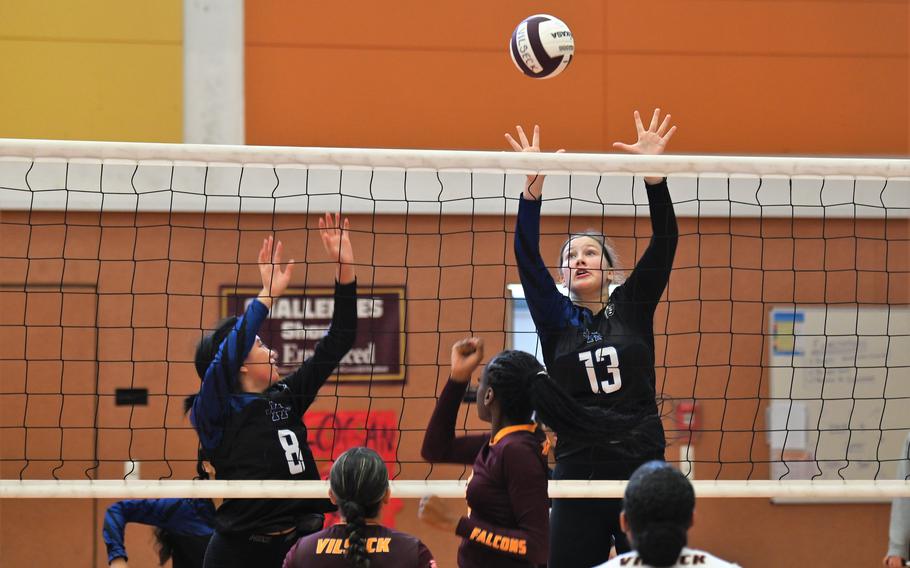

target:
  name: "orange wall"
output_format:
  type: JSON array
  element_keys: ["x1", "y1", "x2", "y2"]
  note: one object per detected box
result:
[
  {"x1": 1, "y1": 210, "x2": 905, "y2": 566},
  {"x1": 245, "y1": 1, "x2": 909, "y2": 155}
]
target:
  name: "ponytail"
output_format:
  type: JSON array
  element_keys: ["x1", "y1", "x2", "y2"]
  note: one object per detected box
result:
[
  {"x1": 339, "y1": 500, "x2": 370, "y2": 568},
  {"x1": 152, "y1": 528, "x2": 174, "y2": 566},
  {"x1": 484, "y1": 350, "x2": 652, "y2": 449},
  {"x1": 329, "y1": 447, "x2": 389, "y2": 568},
  {"x1": 528, "y1": 373, "x2": 647, "y2": 447}
]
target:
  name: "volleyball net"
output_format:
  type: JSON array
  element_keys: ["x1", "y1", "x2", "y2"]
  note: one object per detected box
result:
[{"x1": 0, "y1": 139, "x2": 908, "y2": 499}]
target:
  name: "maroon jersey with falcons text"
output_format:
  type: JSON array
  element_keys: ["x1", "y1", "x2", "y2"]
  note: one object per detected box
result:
[{"x1": 422, "y1": 379, "x2": 550, "y2": 568}]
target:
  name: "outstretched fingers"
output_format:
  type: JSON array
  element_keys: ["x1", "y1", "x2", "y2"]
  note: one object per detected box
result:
[
  {"x1": 517, "y1": 125, "x2": 530, "y2": 148},
  {"x1": 647, "y1": 108, "x2": 661, "y2": 132},
  {"x1": 259, "y1": 236, "x2": 273, "y2": 265},
  {"x1": 612, "y1": 142, "x2": 634, "y2": 152},
  {"x1": 656, "y1": 113, "x2": 673, "y2": 137},
  {"x1": 633, "y1": 110, "x2": 645, "y2": 135},
  {"x1": 504, "y1": 132, "x2": 523, "y2": 152}
]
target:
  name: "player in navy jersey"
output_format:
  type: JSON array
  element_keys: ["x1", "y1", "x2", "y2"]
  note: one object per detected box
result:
[
  {"x1": 419, "y1": 337, "x2": 639, "y2": 568},
  {"x1": 595, "y1": 461, "x2": 740, "y2": 568},
  {"x1": 283, "y1": 447, "x2": 436, "y2": 568},
  {"x1": 507, "y1": 110, "x2": 679, "y2": 567},
  {"x1": 104, "y1": 457, "x2": 216, "y2": 568},
  {"x1": 189, "y1": 213, "x2": 357, "y2": 568}
]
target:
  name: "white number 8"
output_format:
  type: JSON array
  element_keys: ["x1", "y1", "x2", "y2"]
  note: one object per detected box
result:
[
  {"x1": 578, "y1": 346, "x2": 622, "y2": 394},
  {"x1": 278, "y1": 429, "x2": 304, "y2": 474}
]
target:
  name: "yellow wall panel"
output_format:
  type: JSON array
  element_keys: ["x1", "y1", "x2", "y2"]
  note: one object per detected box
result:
[
  {"x1": 0, "y1": 1, "x2": 181, "y2": 142},
  {"x1": 0, "y1": 40, "x2": 181, "y2": 142},
  {"x1": 0, "y1": 0, "x2": 181, "y2": 42}
]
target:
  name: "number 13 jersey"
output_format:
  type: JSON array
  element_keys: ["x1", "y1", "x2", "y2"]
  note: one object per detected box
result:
[{"x1": 514, "y1": 180, "x2": 678, "y2": 464}]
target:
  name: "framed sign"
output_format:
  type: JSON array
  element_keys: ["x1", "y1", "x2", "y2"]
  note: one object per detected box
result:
[{"x1": 222, "y1": 286, "x2": 405, "y2": 382}]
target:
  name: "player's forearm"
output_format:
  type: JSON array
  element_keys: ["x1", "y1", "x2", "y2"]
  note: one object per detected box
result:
[
  {"x1": 311, "y1": 280, "x2": 358, "y2": 363},
  {"x1": 422, "y1": 380, "x2": 485, "y2": 463},
  {"x1": 337, "y1": 261, "x2": 355, "y2": 285},
  {"x1": 645, "y1": 178, "x2": 677, "y2": 239},
  {"x1": 522, "y1": 174, "x2": 544, "y2": 201}
]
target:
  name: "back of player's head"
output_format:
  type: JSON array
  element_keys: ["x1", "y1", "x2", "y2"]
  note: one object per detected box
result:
[
  {"x1": 483, "y1": 350, "x2": 544, "y2": 422},
  {"x1": 194, "y1": 316, "x2": 238, "y2": 379},
  {"x1": 330, "y1": 447, "x2": 389, "y2": 568},
  {"x1": 623, "y1": 461, "x2": 694, "y2": 567}
]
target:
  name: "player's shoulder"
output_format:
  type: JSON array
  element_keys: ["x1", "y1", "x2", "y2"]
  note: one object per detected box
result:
[{"x1": 497, "y1": 429, "x2": 548, "y2": 460}]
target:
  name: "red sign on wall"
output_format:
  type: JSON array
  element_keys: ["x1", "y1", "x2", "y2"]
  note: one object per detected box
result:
[
  {"x1": 222, "y1": 286, "x2": 405, "y2": 382},
  {"x1": 304, "y1": 410, "x2": 404, "y2": 527}
]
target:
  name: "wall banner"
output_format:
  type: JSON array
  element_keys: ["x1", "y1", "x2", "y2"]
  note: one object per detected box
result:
[{"x1": 222, "y1": 286, "x2": 405, "y2": 382}]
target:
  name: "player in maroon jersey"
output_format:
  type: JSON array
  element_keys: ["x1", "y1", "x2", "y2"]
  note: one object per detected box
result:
[
  {"x1": 283, "y1": 447, "x2": 435, "y2": 568},
  {"x1": 419, "y1": 337, "x2": 639, "y2": 568}
]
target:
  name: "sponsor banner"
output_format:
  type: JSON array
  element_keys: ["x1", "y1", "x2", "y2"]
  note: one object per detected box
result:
[{"x1": 222, "y1": 286, "x2": 405, "y2": 382}]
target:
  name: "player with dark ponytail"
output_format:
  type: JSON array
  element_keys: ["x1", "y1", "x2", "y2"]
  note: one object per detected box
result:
[
  {"x1": 419, "y1": 337, "x2": 640, "y2": 568},
  {"x1": 595, "y1": 461, "x2": 740, "y2": 568},
  {"x1": 283, "y1": 447, "x2": 436, "y2": 568},
  {"x1": 508, "y1": 111, "x2": 679, "y2": 567}
]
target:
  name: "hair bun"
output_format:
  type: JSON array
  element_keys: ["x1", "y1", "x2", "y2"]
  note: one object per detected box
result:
[
  {"x1": 340, "y1": 500, "x2": 364, "y2": 519},
  {"x1": 636, "y1": 522, "x2": 686, "y2": 568}
]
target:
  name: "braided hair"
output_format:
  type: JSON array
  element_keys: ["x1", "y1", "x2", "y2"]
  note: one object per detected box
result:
[
  {"x1": 623, "y1": 461, "x2": 694, "y2": 567},
  {"x1": 483, "y1": 350, "x2": 644, "y2": 445},
  {"x1": 330, "y1": 447, "x2": 389, "y2": 568}
]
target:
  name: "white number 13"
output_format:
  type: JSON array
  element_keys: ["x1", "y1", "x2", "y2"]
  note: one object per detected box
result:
[
  {"x1": 278, "y1": 429, "x2": 304, "y2": 474},
  {"x1": 578, "y1": 346, "x2": 622, "y2": 394}
]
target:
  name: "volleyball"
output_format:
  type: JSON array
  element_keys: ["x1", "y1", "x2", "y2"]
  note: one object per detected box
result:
[{"x1": 509, "y1": 14, "x2": 574, "y2": 79}]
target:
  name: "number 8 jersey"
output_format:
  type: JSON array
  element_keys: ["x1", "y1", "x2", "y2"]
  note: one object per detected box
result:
[
  {"x1": 191, "y1": 281, "x2": 357, "y2": 535},
  {"x1": 514, "y1": 180, "x2": 677, "y2": 464}
]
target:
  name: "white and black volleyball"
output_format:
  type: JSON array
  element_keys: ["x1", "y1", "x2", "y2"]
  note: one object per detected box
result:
[{"x1": 509, "y1": 14, "x2": 574, "y2": 79}]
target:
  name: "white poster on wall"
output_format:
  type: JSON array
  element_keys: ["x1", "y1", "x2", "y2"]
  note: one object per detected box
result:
[{"x1": 767, "y1": 306, "x2": 910, "y2": 482}]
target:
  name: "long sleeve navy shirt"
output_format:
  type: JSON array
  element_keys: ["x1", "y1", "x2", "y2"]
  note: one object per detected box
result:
[{"x1": 514, "y1": 180, "x2": 678, "y2": 464}]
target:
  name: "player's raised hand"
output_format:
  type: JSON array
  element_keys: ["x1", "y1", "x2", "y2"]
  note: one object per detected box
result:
[
  {"x1": 418, "y1": 494, "x2": 460, "y2": 532},
  {"x1": 319, "y1": 212, "x2": 355, "y2": 284},
  {"x1": 505, "y1": 124, "x2": 565, "y2": 201},
  {"x1": 613, "y1": 109, "x2": 676, "y2": 156},
  {"x1": 257, "y1": 236, "x2": 294, "y2": 308},
  {"x1": 450, "y1": 337, "x2": 484, "y2": 382},
  {"x1": 613, "y1": 109, "x2": 676, "y2": 186}
]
